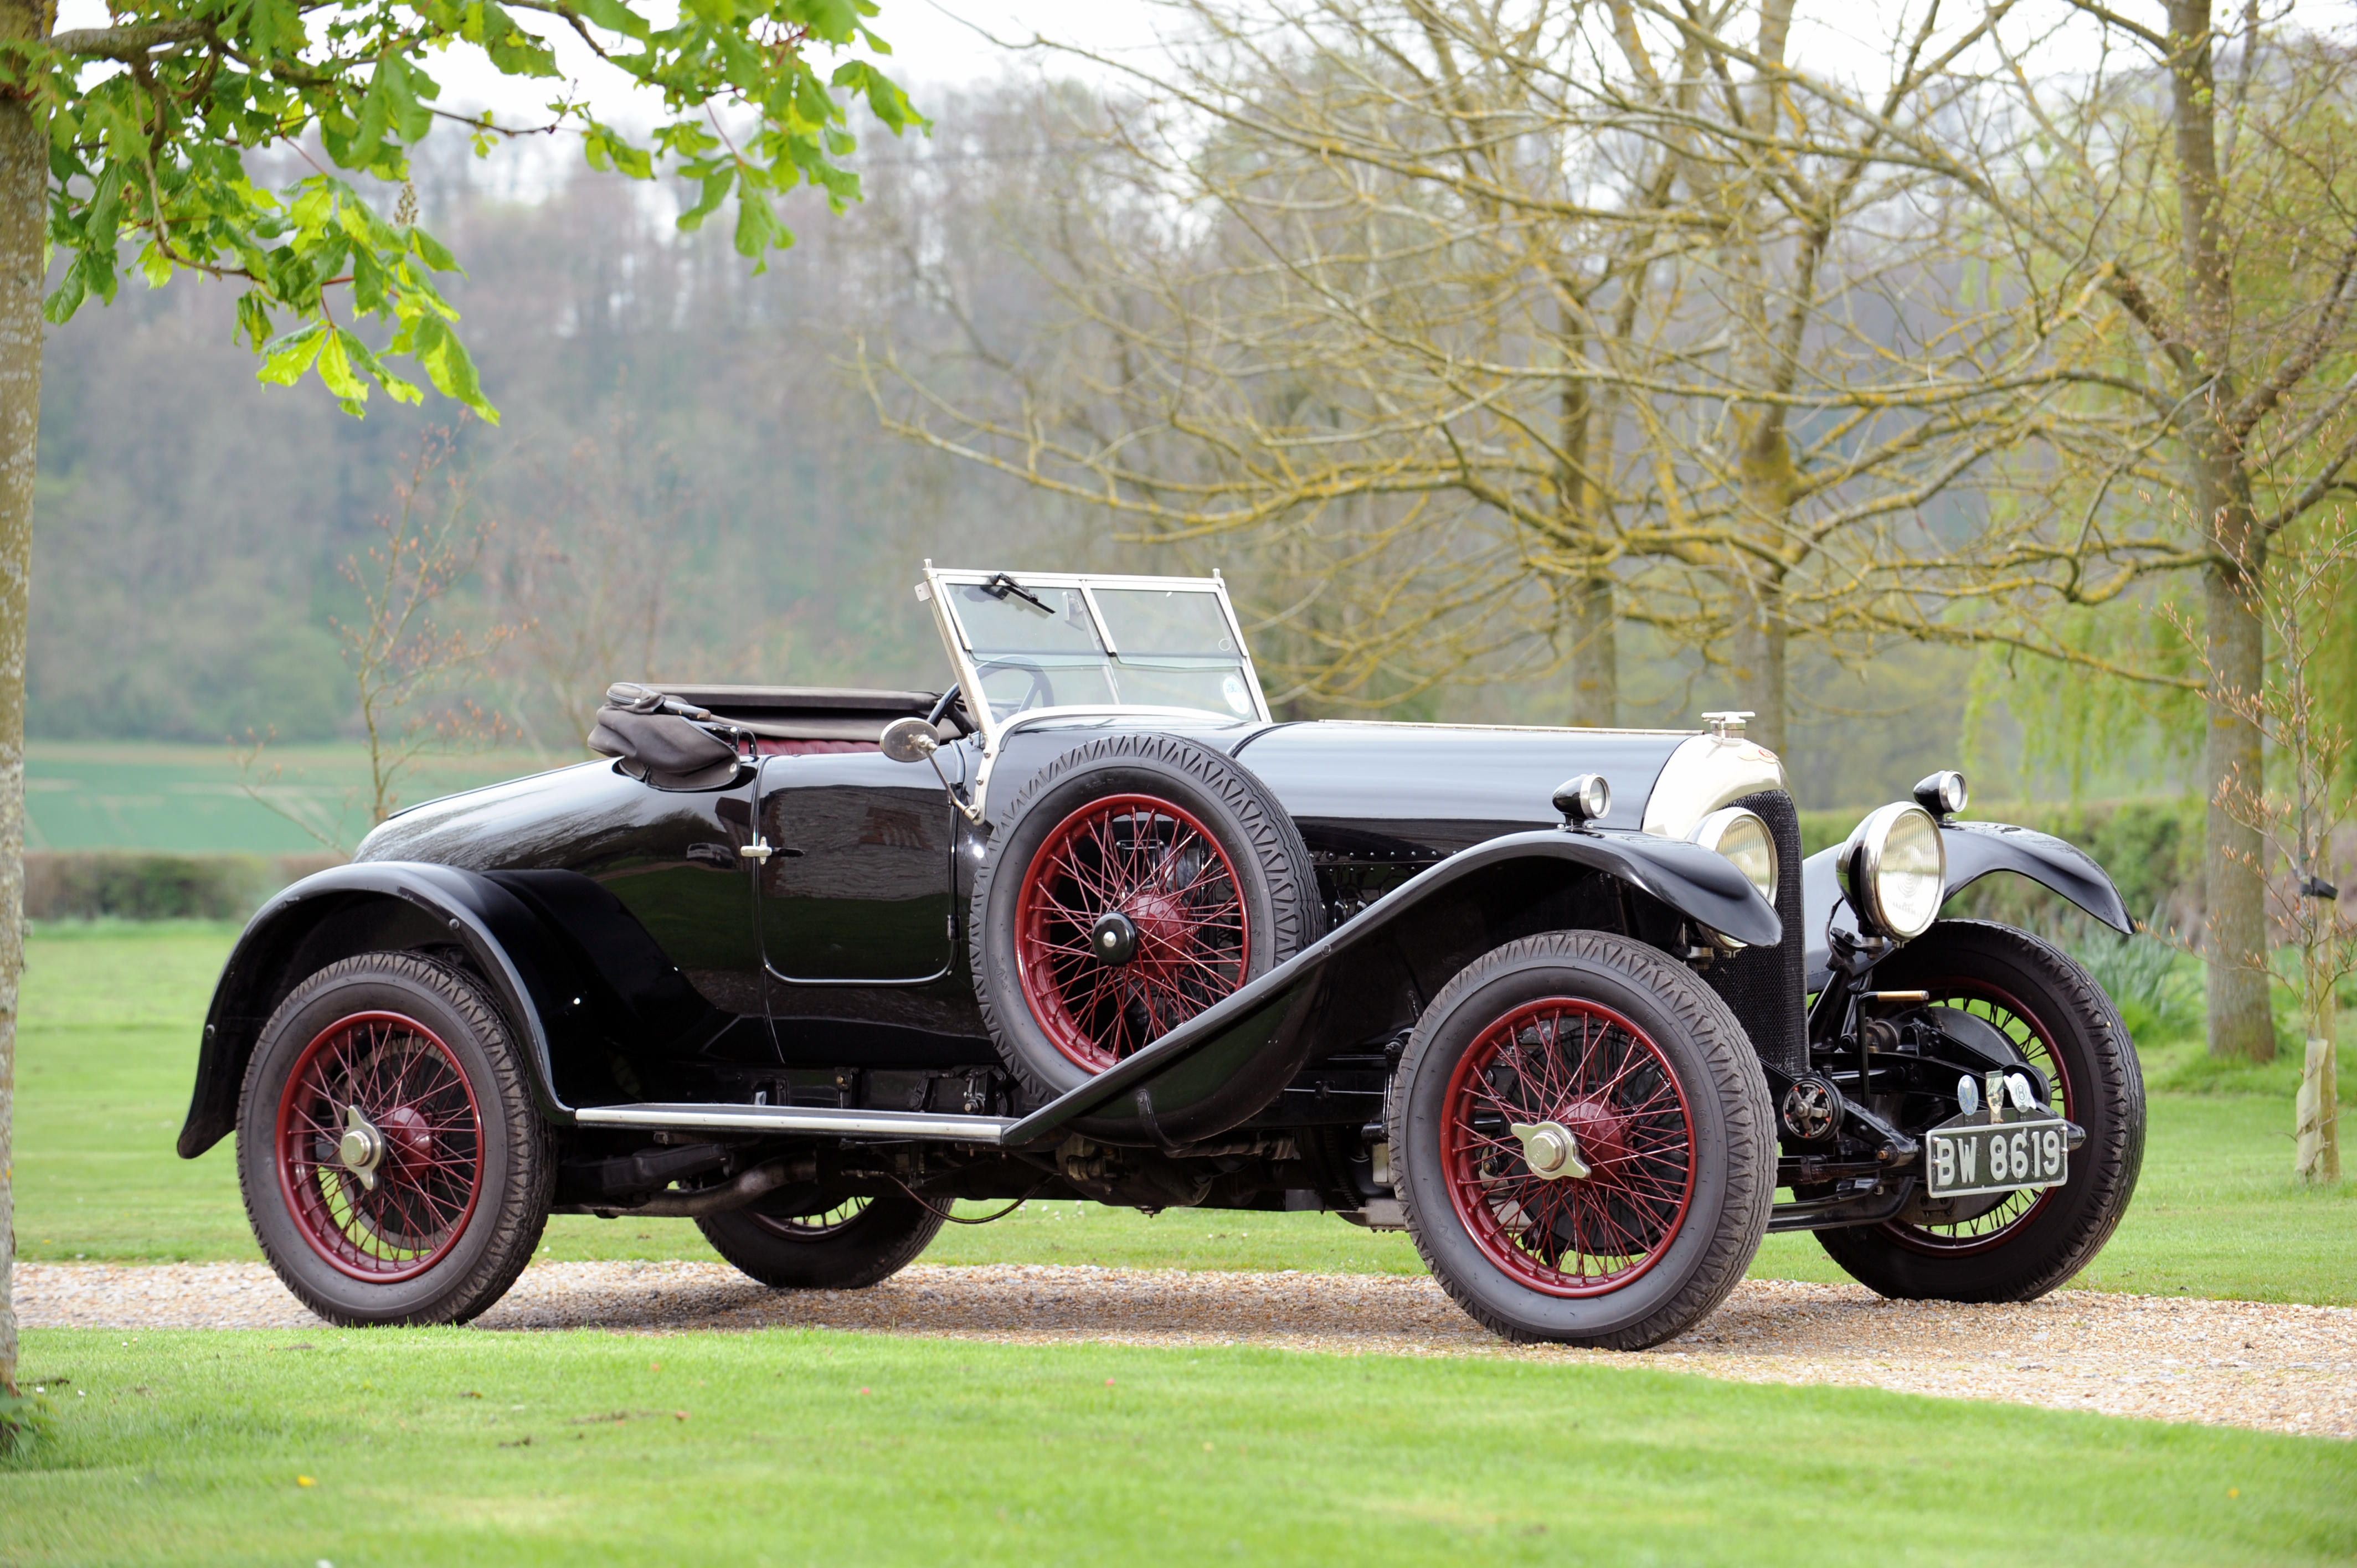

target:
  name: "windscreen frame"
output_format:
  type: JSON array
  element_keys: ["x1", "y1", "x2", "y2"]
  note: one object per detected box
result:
[{"x1": 917, "y1": 565, "x2": 1273, "y2": 745}]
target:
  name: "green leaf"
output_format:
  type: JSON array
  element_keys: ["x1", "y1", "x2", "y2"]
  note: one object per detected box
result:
[
  {"x1": 41, "y1": 271, "x2": 85, "y2": 326},
  {"x1": 585, "y1": 125, "x2": 653, "y2": 180},
  {"x1": 352, "y1": 61, "x2": 396, "y2": 162},
  {"x1": 732, "y1": 189, "x2": 781, "y2": 260},
  {"x1": 75, "y1": 246, "x2": 119, "y2": 308},
  {"x1": 408, "y1": 225, "x2": 460, "y2": 272},
  {"x1": 676, "y1": 169, "x2": 733, "y2": 231},
  {"x1": 316, "y1": 328, "x2": 370, "y2": 401},
  {"x1": 574, "y1": 0, "x2": 653, "y2": 41},
  {"x1": 351, "y1": 247, "x2": 388, "y2": 313},
  {"x1": 235, "y1": 293, "x2": 274, "y2": 352},
  {"x1": 258, "y1": 324, "x2": 328, "y2": 388},
  {"x1": 289, "y1": 182, "x2": 336, "y2": 239},
  {"x1": 411, "y1": 315, "x2": 499, "y2": 422}
]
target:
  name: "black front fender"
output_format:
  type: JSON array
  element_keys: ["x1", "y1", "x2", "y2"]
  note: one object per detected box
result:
[
  {"x1": 1010, "y1": 827, "x2": 1778, "y2": 1148},
  {"x1": 177, "y1": 862, "x2": 581, "y2": 1159},
  {"x1": 1941, "y1": 820, "x2": 2134, "y2": 932},
  {"x1": 1803, "y1": 819, "x2": 2133, "y2": 983}
]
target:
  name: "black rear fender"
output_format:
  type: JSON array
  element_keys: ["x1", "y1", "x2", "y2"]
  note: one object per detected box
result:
[
  {"x1": 1010, "y1": 828, "x2": 1779, "y2": 1148},
  {"x1": 177, "y1": 863, "x2": 584, "y2": 1159}
]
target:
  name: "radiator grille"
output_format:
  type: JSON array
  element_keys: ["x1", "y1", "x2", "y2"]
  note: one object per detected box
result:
[{"x1": 1701, "y1": 790, "x2": 1807, "y2": 1077}]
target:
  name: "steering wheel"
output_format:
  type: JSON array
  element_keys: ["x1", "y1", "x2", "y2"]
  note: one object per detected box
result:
[{"x1": 974, "y1": 658, "x2": 1056, "y2": 714}]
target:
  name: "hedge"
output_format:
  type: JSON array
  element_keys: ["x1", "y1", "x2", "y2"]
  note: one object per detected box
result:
[{"x1": 24, "y1": 852, "x2": 347, "y2": 922}]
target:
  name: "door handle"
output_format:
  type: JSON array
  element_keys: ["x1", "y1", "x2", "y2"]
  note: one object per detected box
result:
[{"x1": 739, "y1": 840, "x2": 774, "y2": 864}]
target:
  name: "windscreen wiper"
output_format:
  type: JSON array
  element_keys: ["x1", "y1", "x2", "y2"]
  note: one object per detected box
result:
[{"x1": 979, "y1": 571, "x2": 1052, "y2": 614}]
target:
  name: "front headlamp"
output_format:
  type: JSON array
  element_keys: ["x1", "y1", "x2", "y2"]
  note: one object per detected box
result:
[
  {"x1": 1692, "y1": 807, "x2": 1777, "y2": 906},
  {"x1": 1838, "y1": 802, "x2": 1947, "y2": 940}
]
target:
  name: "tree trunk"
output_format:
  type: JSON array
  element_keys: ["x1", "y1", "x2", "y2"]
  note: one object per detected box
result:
[
  {"x1": 2165, "y1": 0, "x2": 2274, "y2": 1061},
  {"x1": 1568, "y1": 571, "x2": 1616, "y2": 727},
  {"x1": 0, "y1": 0, "x2": 45, "y2": 1402},
  {"x1": 1555, "y1": 319, "x2": 1615, "y2": 729},
  {"x1": 2204, "y1": 551, "x2": 2274, "y2": 1060},
  {"x1": 1731, "y1": 586, "x2": 1787, "y2": 755},
  {"x1": 2293, "y1": 929, "x2": 2340, "y2": 1182}
]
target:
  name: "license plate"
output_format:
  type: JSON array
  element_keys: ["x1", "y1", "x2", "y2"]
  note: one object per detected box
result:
[{"x1": 1924, "y1": 1113, "x2": 2071, "y2": 1199}]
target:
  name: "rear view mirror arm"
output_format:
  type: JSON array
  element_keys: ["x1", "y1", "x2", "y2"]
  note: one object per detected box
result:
[{"x1": 880, "y1": 715, "x2": 985, "y2": 828}]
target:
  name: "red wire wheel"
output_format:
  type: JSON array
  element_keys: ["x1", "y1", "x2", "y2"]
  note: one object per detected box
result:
[
  {"x1": 1880, "y1": 977, "x2": 2073, "y2": 1256},
  {"x1": 1440, "y1": 997, "x2": 1697, "y2": 1297},
  {"x1": 1013, "y1": 793, "x2": 1250, "y2": 1071},
  {"x1": 274, "y1": 1010, "x2": 485, "y2": 1283}
]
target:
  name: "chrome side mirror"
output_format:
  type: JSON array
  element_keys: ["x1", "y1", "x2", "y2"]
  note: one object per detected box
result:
[
  {"x1": 880, "y1": 716, "x2": 940, "y2": 765},
  {"x1": 881, "y1": 715, "x2": 984, "y2": 828}
]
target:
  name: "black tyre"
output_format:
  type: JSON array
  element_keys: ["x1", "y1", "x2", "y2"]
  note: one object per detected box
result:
[
  {"x1": 236, "y1": 953, "x2": 553, "y2": 1327},
  {"x1": 697, "y1": 1189, "x2": 946, "y2": 1290},
  {"x1": 1390, "y1": 931, "x2": 1776, "y2": 1348},
  {"x1": 1815, "y1": 920, "x2": 2145, "y2": 1302},
  {"x1": 970, "y1": 733, "x2": 1323, "y2": 1100}
]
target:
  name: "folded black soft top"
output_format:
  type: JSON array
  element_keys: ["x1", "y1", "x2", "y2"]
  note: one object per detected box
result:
[{"x1": 647, "y1": 684, "x2": 939, "y2": 716}]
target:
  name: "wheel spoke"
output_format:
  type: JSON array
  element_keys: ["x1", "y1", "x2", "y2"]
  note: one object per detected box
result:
[
  {"x1": 1885, "y1": 980, "x2": 2068, "y2": 1253},
  {"x1": 276, "y1": 1009, "x2": 483, "y2": 1281},
  {"x1": 1016, "y1": 793, "x2": 1255, "y2": 1072},
  {"x1": 1442, "y1": 994, "x2": 1695, "y2": 1297}
]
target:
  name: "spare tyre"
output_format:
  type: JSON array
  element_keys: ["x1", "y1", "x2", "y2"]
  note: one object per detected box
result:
[{"x1": 970, "y1": 733, "x2": 1323, "y2": 1100}]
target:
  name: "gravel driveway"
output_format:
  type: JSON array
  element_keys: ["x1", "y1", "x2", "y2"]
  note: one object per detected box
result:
[{"x1": 19, "y1": 1261, "x2": 2352, "y2": 1440}]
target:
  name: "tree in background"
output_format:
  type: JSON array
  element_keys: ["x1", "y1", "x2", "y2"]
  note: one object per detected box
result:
[
  {"x1": 2195, "y1": 515, "x2": 2353, "y2": 1182},
  {"x1": 495, "y1": 406, "x2": 691, "y2": 754},
  {"x1": 1852, "y1": 2, "x2": 2357, "y2": 1060},
  {"x1": 242, "y1": 425, "x2": 512, "y2": 843},
  {"x1": 0, "y1": 0, "x2": 915, "y2": 1429},
  {"x1": 869, "y1": 0, "x2": 2061, "y2": 745}
]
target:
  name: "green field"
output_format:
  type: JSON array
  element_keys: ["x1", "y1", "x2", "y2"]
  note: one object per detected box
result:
[
  {"x1": 23, "y1": 741, "x2": 558, "y2": 855},
  {"x1": 6, "y1": 1328, "x2": 2353, "y2": 1566},
  {"x1": 14, "y1": 922, "x2": 2355, "y2": 1299}
]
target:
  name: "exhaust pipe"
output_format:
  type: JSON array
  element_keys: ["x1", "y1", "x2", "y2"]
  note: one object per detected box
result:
[{"x1": 584, "y1": 1155, "x2": 817, "y2": 1220}]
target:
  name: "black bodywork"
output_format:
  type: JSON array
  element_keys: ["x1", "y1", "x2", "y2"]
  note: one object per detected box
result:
[{"x1": 181, "y1": 683, "x2": 2130, "y2": 1229}]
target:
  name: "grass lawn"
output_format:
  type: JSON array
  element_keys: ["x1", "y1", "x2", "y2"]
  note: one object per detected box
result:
[
  {"x1": 5, "y1": 1328, "x2": 2354, "y2": 1567},
  {"x1": 15, "y1": 922, "x2": 2356, "y2": 1302}
]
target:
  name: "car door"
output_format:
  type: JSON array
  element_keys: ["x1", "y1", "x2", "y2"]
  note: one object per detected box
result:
[{"x1": 755, "y1": 749, "x2": 958, "y2": 982}]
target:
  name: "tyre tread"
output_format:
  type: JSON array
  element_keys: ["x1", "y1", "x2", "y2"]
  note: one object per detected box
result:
[
  {"x1": 237, "y1": 951, "x2": 554, "y2": 1327},
  {"x1": 1814, "y1": 919, "x2": 2146, "y2": 1303},
  {"x1": 1391, "y1": 929, "x2": 1775, "y2": 1349},
  {"x1": 697, "y1": 1191, "x2": 948, "y2": 1290}
]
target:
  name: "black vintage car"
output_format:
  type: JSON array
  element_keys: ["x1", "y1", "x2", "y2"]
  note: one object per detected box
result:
[{"x1": 179, "y1": 567, "x2": 2144, "y2": 1347}]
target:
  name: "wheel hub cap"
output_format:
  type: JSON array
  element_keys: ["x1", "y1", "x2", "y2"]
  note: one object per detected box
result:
[
  {"x1": 1089, "y1": 911, "x2": 1140, "y2": 966},
  {"x1": 1507, "y1": 1120, "x2": 1592, "y2": 1181},
  {"x1": 375, "y1": 1103, "x2": 436, "y2": 1169},
  {"x1": 337, "y1": 1105, "x2": 386, "y2": 1193}
]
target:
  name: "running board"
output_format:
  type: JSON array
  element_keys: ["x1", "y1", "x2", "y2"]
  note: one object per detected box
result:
[{"x1": 573, "y1": 1103, "x2": 1018, "y2": 1143}]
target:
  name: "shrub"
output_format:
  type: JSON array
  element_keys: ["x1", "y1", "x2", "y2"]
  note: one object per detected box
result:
[
  {"x1": 23, "y1": 852, "x2": 344, "y2": 922},
  {"x1": 2065, "y1": 920, "x2": 2202, "y2": 1046},
  {"x1": 0, "y1": 1386, "x2": 56, "y2": 1457}
]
